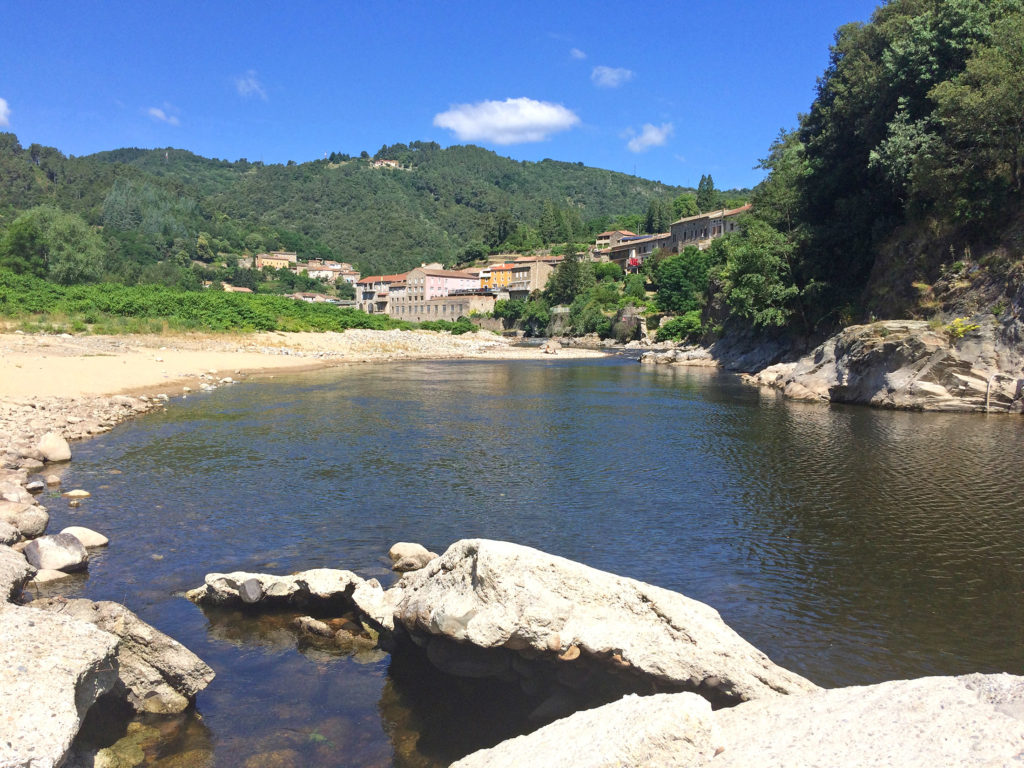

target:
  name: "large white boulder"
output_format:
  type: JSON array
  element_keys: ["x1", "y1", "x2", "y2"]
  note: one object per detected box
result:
[
  {"x1": 31, "y1": 598, "x2": 216, "y2": 714},
  {"x1": 456, "y1": 673, "x2": 1024, "y2": 768},
  {"x1": 61, "y1": 525, "x2": 109, "y2": 547},
  {"x1": 36, "y1": 431, "x2": 72, "y2": 462},
  {"x1": 22, "y1": 532, "x2": 89, "y2": 572},
  {"x1": 388, "y1": 539, "x2": 818, "y2": 703},
  {"x1": 0, "y1": 608, "x2": 119, "y2": 768}
]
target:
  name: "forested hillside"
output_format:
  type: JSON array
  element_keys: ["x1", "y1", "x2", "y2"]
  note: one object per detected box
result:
[
  {"x1": 0, "y1": 134, "x2": 726, "y2": 280},
  {"x1": 641, "y1": 0, "x2": 1024, "y2": 342}
]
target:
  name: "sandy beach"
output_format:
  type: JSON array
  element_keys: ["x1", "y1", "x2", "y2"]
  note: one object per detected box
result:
[{"x1": 0, "y1": 329, "x2": 609, "y2": 400}]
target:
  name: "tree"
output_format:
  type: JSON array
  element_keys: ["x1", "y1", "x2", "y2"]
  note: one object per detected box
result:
[
  {"x1": 0, "y1": 205, "x2": 104, "y2": 284},
  {"x1": 672, "y1": 193, "x2": 699, "y2": 220},
  {"x1": 696, "y1": 175, "x2": 718, "y2": 212},
  {"x1": 643, "y1": 198, "x2": 671, "y2": 233},
  {"x1": 753, "y1": 130, "x2": 810, "y2": 234},
  {"x1": 544, "y1": 252, "x2": 595, "y2": 305},
  {"x1": 655, "y1": 246, "x2": 711, "y2": 314},
  {"x1": 715, "y1": 220, "x2": 800, "y2": 328}
]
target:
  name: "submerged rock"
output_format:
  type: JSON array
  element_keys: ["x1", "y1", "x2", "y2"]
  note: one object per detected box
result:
[
  {"x1": 32, "y1": 598, "x2": 216, "y2": 714},
  {"x1": 378, "y1": 539, "x2": 818, "y2": 705},
  {"x1": 388, "y1": 541, "x2": 438, "y2": 572},
  {"x1": 0, "y1": 607, "x2": 119, "y2": 768},
  {"x1": 455, "y1": 673, "x2": 1024, "y2": 768}
]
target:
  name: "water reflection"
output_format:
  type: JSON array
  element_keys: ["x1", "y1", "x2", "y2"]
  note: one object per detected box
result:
[{"x1": 44, "y1": 357, "x2": 1024, "y2": 766}]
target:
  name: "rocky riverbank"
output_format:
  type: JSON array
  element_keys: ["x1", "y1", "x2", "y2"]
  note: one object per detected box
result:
[
  {"x1": 641, "y1": 316, "x2": 1024, "y2": 413},
  {"x1": 184, "y1": 538, "x2": 1024, "y2": 768}
]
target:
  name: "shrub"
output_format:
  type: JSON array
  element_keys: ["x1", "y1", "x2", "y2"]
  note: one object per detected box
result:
[{"x1": 656, "y1": 310, "x2": 703, "y2": 342}]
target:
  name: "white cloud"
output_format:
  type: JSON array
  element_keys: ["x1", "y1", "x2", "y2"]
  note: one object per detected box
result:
[
  {"x1": 235, "y1": 70, "x2": 267, "y2": 100},
  {"x1": 147, "y1": 105, "x2": 180, "y2": 126},
  {"x1": 0, "y1": 98, "x2": 10, "y2": 127},
  {"x1": 570, "y1": 48, "x2": 586, "y2": 60},
  {"x1": 591, "y1": 65, "x2": 634, "y2": 88},
  {"x1": 627, "y1": 122, "x2": 674, "y2": 153},
  {"x1": 433, "y1": 97, "x2": 580, "y2": 144}
]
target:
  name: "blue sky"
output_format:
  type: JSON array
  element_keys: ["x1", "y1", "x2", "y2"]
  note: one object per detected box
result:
[{"x1": 1, "y1": 0, "x2": 880, "y2": 190}]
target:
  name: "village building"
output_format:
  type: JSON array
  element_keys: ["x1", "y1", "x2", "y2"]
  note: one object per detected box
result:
[
  {"x1": 391, "y1": 291, "x2": 496, "y2": 323},
  {"x1": 356, "y1": 273, "x2": 407, "y2": 314},
  {"x1": 505, "y1": 257, "x2": 555, "y2": 299},
  {"x1": 388, "y1": 266, "x2": 486, "y2": 321},
  {"x1": 605, "y1": 233, "x2": 673, "y2": 273},
  {"x1": 668, "y1": 204, "x2": 752, "y2": 252},
  {"x1": 483, "y1": 263, "x2": 516, "y2": 291},
  {"x1": 595, "y1": 230, "x2": 636, "y2": 249},
  {"x1": 255, "y1": 251, "x2": 298, "y2": 270}
]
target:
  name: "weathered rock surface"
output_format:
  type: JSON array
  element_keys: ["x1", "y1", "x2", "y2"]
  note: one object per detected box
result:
[
  {"x1": 381, "y1": 539, "x2": 818, "y2": 704},
  {"x1": 32, "y1": 598, "x2": 216, "y2": 714},
  {"x1": 745, "y1": 319, "x2": 1024, "y2": 412},
  {"x1": 23, "y1": 532, "x2": 89, "y2": 572},
  {"x1": 0, "y1": 520, "x2": 20, "y2": 546},
  {"x1": 0, "y1": 499, "x2": 49, "y2": 538},
  {"x1": 186, "y1": 568, "x2": 363, "y2": 609},
  {"x1": 453, "y1": 692, "x2": 715, "y2": 768},
  {"x1": 37, "y1": 431, "x2": 72, "y2": 462},
  {"x1": 0, "y1": 544, "x2": 34, "y2": 601},
  {"x1": 456, "y1": 673, "x2": 1024, "y2": 767},
  {"x1": 61, "y1": 525, "x2": 110, "y2": 547},
  {"x1": 0, "y1": 607, "x2": 120, "y2": 768}
]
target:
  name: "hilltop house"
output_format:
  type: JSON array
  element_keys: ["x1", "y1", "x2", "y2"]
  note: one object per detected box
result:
[{"x1": 595, "y1": 230, "x2": 636, "y2": 249}]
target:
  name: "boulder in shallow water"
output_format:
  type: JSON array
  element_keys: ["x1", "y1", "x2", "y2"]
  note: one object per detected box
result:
[
  {"x1": 388, "y1": 539, "x2": 818, "y2": 704},
  {"x1": 23, "y1": 532, "x2": 89, "y2": 572},
  {"x1": 186, "y1": 568, "x2": 364, "y2": 609},
  {"x1": 61, "y1": 525, "x2": 109, "y2": 547},
  {"x1": 32, "y1": 597, "x2": 216, "y2": 714}
]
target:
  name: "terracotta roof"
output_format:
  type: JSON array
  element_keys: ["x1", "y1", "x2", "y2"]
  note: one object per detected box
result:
[
  {"x1": 670, "y1": 204, "x2": 752, "y2": 226},
  {"x1": 419, "y1": 269, "x2": 478, "y2": 279},
  {"x1": 597, "y1": 230, "x2": 636, "y2": 237}
]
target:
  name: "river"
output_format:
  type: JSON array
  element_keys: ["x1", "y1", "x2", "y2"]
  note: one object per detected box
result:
[{"x1": 39, "y1": 357, "x2": 1024, "y2": 767}]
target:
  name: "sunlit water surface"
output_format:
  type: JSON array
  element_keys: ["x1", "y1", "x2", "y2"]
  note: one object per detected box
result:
[{"x1": 39, "y1": 357, "x2": 1024, "y2": 767}]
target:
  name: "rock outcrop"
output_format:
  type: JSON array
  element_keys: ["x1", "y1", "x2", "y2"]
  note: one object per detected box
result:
[
  {"x1": 362, "y1": 539, "x2": 818, "y2": 707},
  {"x1": 745, "y1": 319, "x2": 1024, "y2": 412},
  {"x1": 186, "y1": 568, "x2": 364, "y2": 610},
  {"x1": 0, "y1": 544, "x2": 34, "y2": 601},
  {"x1": 0, "y1": 499, "x2": 49, "y2": 538},
  {"x1": 32, "y1": 598, "x2": 216, "y2": 714},
  {"x1": 388, "y1": 541, "x2": 438, "y2": 572},
  {"x1": 0, "y1": 607, "x2": 120, "y2": 768},
  {"x1": 454, "y1": 673, "x2": 1024, "y2": 768}
]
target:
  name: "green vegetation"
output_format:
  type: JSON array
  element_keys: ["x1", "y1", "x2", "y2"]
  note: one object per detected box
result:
[{"x1": 0, "y1": 268, "x2": 406, "y2": 333}]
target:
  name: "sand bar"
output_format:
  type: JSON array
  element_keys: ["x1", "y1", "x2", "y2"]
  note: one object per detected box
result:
[{"x1": 0, "y1": 330, "x2": 608, "y2": 400}]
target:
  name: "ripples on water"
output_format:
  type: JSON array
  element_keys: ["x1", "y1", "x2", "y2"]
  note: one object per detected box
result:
[{"x1": 40, "y1": 358, "x2": 1024, "y2": 767}]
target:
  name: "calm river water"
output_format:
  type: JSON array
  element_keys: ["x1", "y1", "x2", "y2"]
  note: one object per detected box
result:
[{"x1": 39, "y1": 357, "x2": 1024, "y2": 767}]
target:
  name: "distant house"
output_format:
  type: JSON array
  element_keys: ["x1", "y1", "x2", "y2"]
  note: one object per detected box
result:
[
  {"x1": 668, "y1": 204, "x2": 751, "y2": 252},
  {"x1": 222, "y1": 284, "x2": 253, "y2": 293},
  {"x1": 605, "y1": 233, "x2": 672, "y2": 273},
  {"x1": 371, "y1": 158, "x2": 401, "y2": 169},
  {"x1": 355, "y1": 273, "x2": 407, "y2": 314},
  {"x1": 595, "y1": 230, "x2": 636, "y2": 249},
  {"x1": 255, "y1": 251, "x2": 298, "y2": 270}
]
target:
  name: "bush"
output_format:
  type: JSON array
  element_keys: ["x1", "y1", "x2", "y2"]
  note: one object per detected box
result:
[{"x1": 656, "y1": 310, "x2": 703, "y2": 342}]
